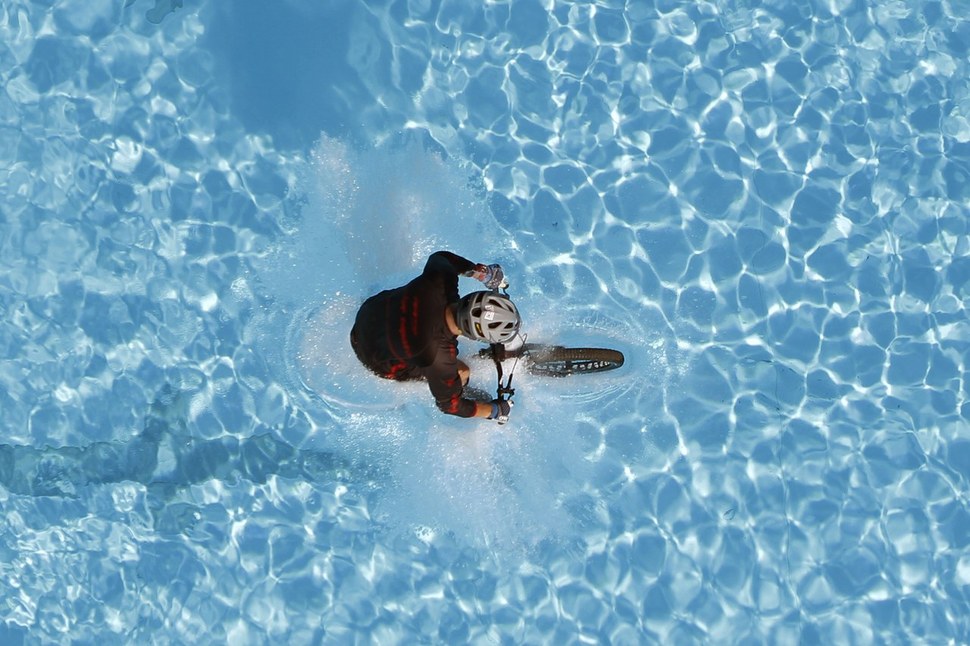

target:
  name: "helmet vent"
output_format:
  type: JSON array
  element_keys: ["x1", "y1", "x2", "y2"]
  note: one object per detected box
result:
[{"x1": 458, "y1": 291, "x2": 521, "y2": 344}]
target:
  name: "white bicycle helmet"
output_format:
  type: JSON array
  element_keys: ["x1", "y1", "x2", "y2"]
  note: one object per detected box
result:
[{"x1": 456, "y1": 291, "x2": 521, "y2": 344}]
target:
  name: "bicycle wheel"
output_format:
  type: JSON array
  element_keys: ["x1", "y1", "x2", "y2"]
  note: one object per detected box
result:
[{"x1": 527, "y1": 346, "x2": 625, "y2": 377}]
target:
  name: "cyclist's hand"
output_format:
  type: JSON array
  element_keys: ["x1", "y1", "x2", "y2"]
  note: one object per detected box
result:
[
  {"x1": 469, "y1": 264, "x2": 488, "y2": 282},
  {"x1": 481, "y1": 263, "x2": 506, "y2": 290},
  {"x1": 489, "y1": 398, "x2": 512, "y2": 422}
]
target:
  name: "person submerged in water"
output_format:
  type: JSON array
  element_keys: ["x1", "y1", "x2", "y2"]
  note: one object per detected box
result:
[{"x1": 350, "y1": 251, "x2": 520, "y2": 421}]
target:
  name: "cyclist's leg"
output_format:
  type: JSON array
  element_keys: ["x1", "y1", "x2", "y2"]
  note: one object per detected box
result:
[{"x1": 456, "y1": 359, "x2": 470, "y2": 387}]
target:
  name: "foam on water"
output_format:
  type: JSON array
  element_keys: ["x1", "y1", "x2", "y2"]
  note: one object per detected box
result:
[{"x1": 253, "y1": 136, "x2": 676, "y2": 554}]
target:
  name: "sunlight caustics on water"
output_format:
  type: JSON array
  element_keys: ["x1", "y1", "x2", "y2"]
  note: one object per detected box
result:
[{"x1": 1, "y1": 0, "x2": 969, "y2": 643}]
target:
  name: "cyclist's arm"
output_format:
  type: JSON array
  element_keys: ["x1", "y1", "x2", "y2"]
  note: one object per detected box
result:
[
  {"x1": 424, "y1": 251, "x2": 476, "y2": 275},
  {"x1": 471, "y1": 401, "x2": 496, "y2": 418},
  {"x1": 427, "y1": 372, "x2": 477, "y2": 418},
  {"x1": 431, "y1": 388, "x2": 493, "y2": 419},
  {"x1": 425, "y1": 251, "x2": 489, "y2": 282},
  {"x1": 422, "y1": 251, "x2": 489, "y2": 308},
  {"x1": 425, "y1": 341, "x2": 492, "y2": 418}
]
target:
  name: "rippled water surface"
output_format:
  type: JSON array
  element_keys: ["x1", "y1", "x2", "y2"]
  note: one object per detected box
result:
[{"x1": 2, "y1": 0, "x2": 970, "y2": 643}]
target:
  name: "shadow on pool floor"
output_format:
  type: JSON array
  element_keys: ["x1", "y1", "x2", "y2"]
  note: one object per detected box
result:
[{"x1": 0, "y1": 384, "x2": 354, "y2": 529}]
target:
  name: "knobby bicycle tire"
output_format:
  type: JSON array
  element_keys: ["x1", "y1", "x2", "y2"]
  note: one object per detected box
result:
[{"x1": 526, "y1": 346, "x2": 624, "y2": 377}]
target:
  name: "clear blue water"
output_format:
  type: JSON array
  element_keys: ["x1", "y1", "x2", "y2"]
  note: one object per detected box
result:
[{"x1": 2, "y1": 0, "x2": 969, "y2": 643}]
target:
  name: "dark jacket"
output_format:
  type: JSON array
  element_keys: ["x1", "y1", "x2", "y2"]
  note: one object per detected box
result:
[{"x1": 350, "y1": 251, "x2": 478, "y2": 417}]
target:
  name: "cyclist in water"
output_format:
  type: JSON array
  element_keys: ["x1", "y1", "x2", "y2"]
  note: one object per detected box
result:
[{"x1": 350, "y1": 251, "x2": 520, "y2": 421}]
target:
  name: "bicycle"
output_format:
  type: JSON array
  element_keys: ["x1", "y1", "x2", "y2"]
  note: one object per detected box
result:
[{"x1": 476, "y1": 285, "x2": 625, "y2": 423}]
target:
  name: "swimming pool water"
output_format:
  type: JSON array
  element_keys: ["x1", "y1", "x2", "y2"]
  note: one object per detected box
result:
[{"x1": 2, "y1": 0, "x2": 969, "y2": 643}]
